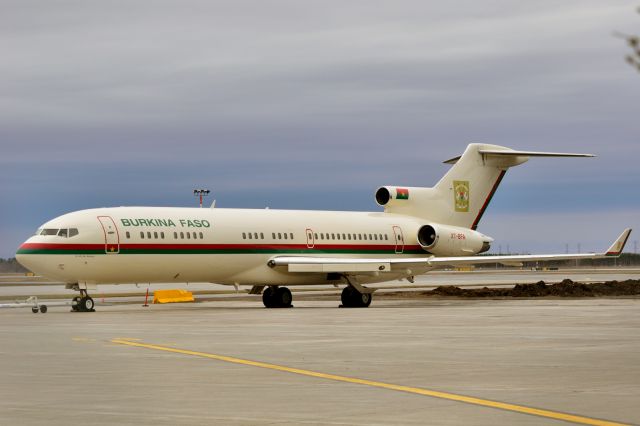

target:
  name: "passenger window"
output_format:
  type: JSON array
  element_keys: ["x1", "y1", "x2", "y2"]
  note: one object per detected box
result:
[
  {"x1": 385, "y1": 234, "x2": 389, "y2": 240},
  {"x1": 126, "y1": 231, "x2": 130, "y2": 239},
  {"x1": 199, "y1": 232, "x2": 203, "y2": 239},
  {"x1": 283, "y1": 233, "x2": 288, "y2": 240},
  {"x1": 140, "y1": 232, "x2": 145, "y2": 239},
  {"x1": 187, "y1": 232, "x2": 191, "y2": 239},
  {"x1": 248, "y1": 233, "x2": 252, "y2": 239},
  {"x1": 374, "y1": 234, "x2": 378, "y2": 240},
  {"x1": 174, "y1": 232, "x2": 178, "y2": 239},
  {"x1": 260, "y1": 233, "x2": 264, "y2": 239},
  {"x1": 254, "y1": 233, "x2": 258, "y2": 239},
  {"x1": 278, "y1": 233, "x2": 282, "y2": 239},
  {"x1": 314, "y1": 233, "x2": 318, "y2": 239},
  {"x1": 154, "y1": 232, "x2": 158, "y2": 239},
  {"x1": 193, "y1": 232, "x2": 197, "y2": 239},
  {"x1": 58, "y1": 229, "x2": 68, "y2": 238},
  {"x1": 369, "y1": 234, "x2": 372, "y2": 240},
  {"x1": 358, "y1": 234, "x2": 362, "y2": 240},
  {"x1": 180, "y1": 232, "x2": 184, "y2": 239},
  {"x1": 242, "y1": 232, "x2": 246, "y2": 239},
  {"x1": 147, "y1": 232, "x2": 152, "y2": 239},
  {"x1": 69, "y1": 228, "x2": 79, "y2": 237},
  {"x1": 363, "y1": 234, "x2": 367, "y2": 240},
  {"x1": 272, "y1": 232, "x2": 276, "y2": 239},
  {"x1": 331, "y1": 233, "x2": 335, "y2": 239},
  {"x1": 161, "y1": 232, "x2": 165, "y2": 239},
  {"x1": 337, "y1": 234, "x2": 341, "y2": 240},
  {"x1": 290, "y1": 233, "x2": 293, "y2": 239},
  {"x1": 348, "y1": 234, "x2": 351, "y2": 240}
]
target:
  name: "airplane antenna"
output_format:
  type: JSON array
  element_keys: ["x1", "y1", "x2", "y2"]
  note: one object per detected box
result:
[{"x1": 193, "y1": 189, "x2": 210, "y2": 208}]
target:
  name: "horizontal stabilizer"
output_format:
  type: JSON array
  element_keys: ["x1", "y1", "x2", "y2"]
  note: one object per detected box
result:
[{"x1": 478, "y1": 149, "x2": 595, "y2": 158}]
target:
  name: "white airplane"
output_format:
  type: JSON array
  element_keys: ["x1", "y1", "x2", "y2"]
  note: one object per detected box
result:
[{"x1": 16, "y1": 144, "x2": 632, "y2": 312}]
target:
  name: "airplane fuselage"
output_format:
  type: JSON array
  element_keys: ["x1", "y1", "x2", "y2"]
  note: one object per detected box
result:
[{"x1": 17, "y1": 206, "x2": 436, "y2": 286}]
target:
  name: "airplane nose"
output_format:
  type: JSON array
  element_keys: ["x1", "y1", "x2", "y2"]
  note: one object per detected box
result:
[{"x1": 15, "y1": 241, "x2": 35, "y2": 271}]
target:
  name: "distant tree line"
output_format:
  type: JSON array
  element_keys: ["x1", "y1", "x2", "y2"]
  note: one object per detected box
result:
[
  {"x1": 0, "y1": 258, "x2": 29, "y2": 273},
  {"x1": 475, "y1": 253, "x2": 640, "y2": 269}
]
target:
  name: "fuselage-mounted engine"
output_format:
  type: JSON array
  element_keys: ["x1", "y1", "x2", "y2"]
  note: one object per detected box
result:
[{"x1": 417, "y1": 224, "x2": 493, "y2": 257}]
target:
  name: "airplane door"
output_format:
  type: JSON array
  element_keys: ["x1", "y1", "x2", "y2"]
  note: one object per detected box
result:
[
  {"x1": 306, "y1": 228, "x2": 315, "y2": 249},
  {"x1": 392, "y1": 226, "x2": 404, "y2": 254},
  {"x1": 98, "y1": 216, "x2": 120, "y2": 254}
]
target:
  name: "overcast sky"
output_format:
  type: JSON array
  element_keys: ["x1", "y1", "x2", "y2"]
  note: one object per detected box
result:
[{"x1": 1, "y1": 0, "x2": 639, "y2": 257}]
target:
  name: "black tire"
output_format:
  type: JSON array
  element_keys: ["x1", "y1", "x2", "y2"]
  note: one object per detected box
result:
[
  {"x1": 262, "y1": 287, "x2": 276, "y2": 308},
  {"x1": 72, "y1": 296, "x2": 80, "y2": 312},
  {"x1": 39, "y1": 305, "x2": 48, "y2": 313},
  {"x1": 31, "y1": 307, "x2": 39, "y2": 314},
  {"x1": 80, "y1": 297, "x2": 94, "y2": 312},
  {"x1": 341, "y1": 286, "x2": 356, "y2": 307},
  {"x1": 341, "y1": 286, "x2": 371, "y2": 308},
  {"x1": 275, "y1": 287, "x2": 292, "y2": 308}
]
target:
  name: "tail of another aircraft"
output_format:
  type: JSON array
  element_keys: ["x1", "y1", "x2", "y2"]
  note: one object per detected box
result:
[{"x1": 375, "y1": 143, "x2": 593, "y2": 229}]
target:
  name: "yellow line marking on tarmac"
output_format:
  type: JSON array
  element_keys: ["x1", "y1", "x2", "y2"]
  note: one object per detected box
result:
[
  {"x1": 111, "y1": 339, "x2": 629, "y2": 426},
  {"x1": 72, "y1": 337, "x2": 95, "y2": 343}
]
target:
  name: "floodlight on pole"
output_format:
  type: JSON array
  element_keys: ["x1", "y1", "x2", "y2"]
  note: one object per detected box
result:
[{"x1": 193, "y1": 189, "x2": 210, "y2": 208}]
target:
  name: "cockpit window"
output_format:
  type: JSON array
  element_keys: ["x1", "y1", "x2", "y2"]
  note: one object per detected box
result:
[{"x1": 38, "y1": 228, "x2": 79, "y2": 238}]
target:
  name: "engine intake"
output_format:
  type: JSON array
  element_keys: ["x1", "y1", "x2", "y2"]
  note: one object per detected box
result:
[
  {"x1": 375, "y1": 187, "x2": 391, "y2": 206},
  {"x1": 417, "y1": 225, "x2": 437, "y2": 248}
]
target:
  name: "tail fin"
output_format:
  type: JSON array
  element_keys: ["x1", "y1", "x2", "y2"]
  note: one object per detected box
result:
[{"x1": 378, "y1": 143, "x2": 593, "y2": 229}]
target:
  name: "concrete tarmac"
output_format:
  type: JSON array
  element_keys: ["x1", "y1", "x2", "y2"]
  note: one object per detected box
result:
[{"x1": 0, "y1": 297, "x2": 638, "y2": 425}]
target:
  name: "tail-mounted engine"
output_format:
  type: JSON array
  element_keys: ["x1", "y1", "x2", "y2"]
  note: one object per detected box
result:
[{"x1": 417, "y1": 224, "x2": 492, "y2": 256}]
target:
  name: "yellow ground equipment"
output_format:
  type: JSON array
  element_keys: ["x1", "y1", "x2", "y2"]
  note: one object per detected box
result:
[{"x1": 153, "y1": 289, "x2": 194, "y2": 304}]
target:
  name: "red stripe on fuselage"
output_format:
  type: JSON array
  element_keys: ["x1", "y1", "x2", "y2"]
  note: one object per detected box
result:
[{"x1": 18, "y1": 242, "x2": 420, "y2": 252}]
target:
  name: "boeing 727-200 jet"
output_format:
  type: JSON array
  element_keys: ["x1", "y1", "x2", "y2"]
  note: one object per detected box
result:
[{"x1": 16, "y1": 144, "x2": 632, "y2": 311}]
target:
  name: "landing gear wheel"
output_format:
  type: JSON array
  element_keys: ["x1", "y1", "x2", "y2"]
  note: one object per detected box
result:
[
  {"x1": 31, "y1": 307, "x2": 39, "y2": 314},
  {"x1": 79, "y1": 297, "x2": 95, "y2": 312},
  {"x1": 39, "y1": 305, "x2": 48, "y2": 313},
  {"x1": 262, "y1": 287, "x2": 276, "y2": 308},
  {"x1": 341, "y1": 286, "x2": 356, "y2": 307},
  {"x1": 71, "y1": 296, "x2": 80, "y2": 312},
  {"x1": 341, "y1": 286, "x2": 371, "y2": 308},
  {"x1": 275, "y1": 287, "x2": 292, "y2": 308}
]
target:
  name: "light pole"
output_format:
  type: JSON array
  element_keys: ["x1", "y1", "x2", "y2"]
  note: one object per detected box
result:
[{"x1": 193, "y1": 189, "x2": 210, "y2": 208}]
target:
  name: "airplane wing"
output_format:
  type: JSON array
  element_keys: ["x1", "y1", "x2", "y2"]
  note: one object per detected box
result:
[{"x1": 268, "y1": 229, "x2": 632, "y2": 273}]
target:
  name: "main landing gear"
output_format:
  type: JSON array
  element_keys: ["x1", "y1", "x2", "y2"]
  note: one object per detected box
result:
[
  {"x1": 71, "y1": 290, "x2": 95, "y2": 312},
  {"x1": 340, "y1": 285, "x2": 372, "y2": 308},
  {"x1": 262, "y1": 286, "x2": 293, "y2": 308}
]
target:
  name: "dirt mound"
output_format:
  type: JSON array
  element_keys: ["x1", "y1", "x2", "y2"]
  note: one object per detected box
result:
[{"x1": 407, "y1": 279, "x2": 640, "y2": 298}]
